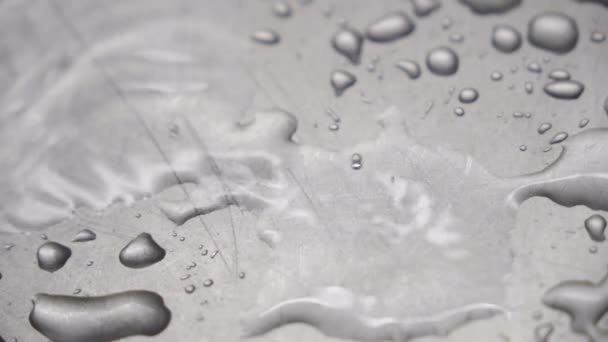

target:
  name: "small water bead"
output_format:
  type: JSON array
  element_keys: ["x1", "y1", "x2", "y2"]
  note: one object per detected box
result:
[
  {"x1": 86, "y1": 261, "x2": 94, "y2": 267},
  {"x1": 491, "y1": 25, "x2": 522, "y2": 53},
  {"x1": 537, "y1": 122, "x2": 552, "y2": 134},
  {"x1": 525, "y1": 82, "x2": 534, "y2": 94},
  {"x1": 458, "y1": 88, "x2": 479, "y2": 103},
  {"x1": 524, "y1": 112, "x2": 532, "y2": 119},
  {"x1": 519, "y1": 145, "x2": 527, "y2": 151},
  {"x1": 454, "y1": 107, "x2": 465, "y2": 116},
  {"x1": 201, "y1": 249, "x2": 208, "y2": 256},
  {"x1": 534, "y1": 322, "x2": 554, "y2": 342},
  {"x1": 532, "y1": 310, "x2": 543, "y2": 321},
  {"x1": 449, "y1": 33, "x2": 464, "y2": 43},
  {"x1": 395, "y1": 59, "x2": 421, "y2": 79},
  {"x1": 210, "y1": 250, "x2": 219, "y2": 259},
  {"x1": 251, "y1": 29, "x2": 281, "y2": 45},
  {"x1": 4, "y1": 243, "x2": 14, "y2": 251},
  {"x1": 273, "y1": 1, "x2": 292, "y2": 18},
  {"x1": 490, "y1": 71, "x2": 503, "y2": 81},
  {"x1": 135, "y1": 213, "x2": 141, "y2": 218},
  {"x1": 589, "y1": 246, "x2": 598, "y2": 254},
  {"x1": 331, "y1": 28, "x2": 364, "y2": 65},
  {"x1": 441, "y1": 17, "x2": 453, "y2": 30},
  {"x1": 584, "y1": 214, "x2": 606, "y2": 242},
  {"x1": 330, "y1": 70, "x2": 357, "y2": 96},
  {"x1": 351, "y1": 153, "x2": 363, "y2": 170},
  {"x1": 591, "y1": 31, "x2": 606, "y2": 43},
  {"x1": 203, "y1": 279, "x2": 214, "y2": 287},
  {"x1": 549, "y1": 131, "x2": 569, "y2": 144},
  {"x1": 365, "y1": 12, "x2": 415, "y2": 42},
  {"x1": 543, "y1": 80, "x2": 584, "y2": 99},
  {"x1": 412, "y1": 0, "x2": 441, "y2": 17},
  {"x1": 73, "y1": 288, "x2": 82, "y2": 295},
  {"x1": 185, "y1": 285, "x2": 196, "y2": 294},
  {"x1": 513, "y1": 111, "x2": 524, "y2": 118},
  {"x1": 579, "y1": 118, "x2": 589, "y2": 128},
  {"x1": 186, "y1": 262, "x2": 197, "y2": 270},
  {"x1": 426, "y1": 46, "x2": 459, "y2": 76},
  {"x1": 179, "y1": 236, "x2": 185, "y2": 242},
  {"x1": 605, "y1": 96, "x2": 608, "y2": 115},
  {"x1": 329, "y1": 123, "x2": 340, "y2": 131},
  {"x1": 239, "y1": 271, "x2": 246, "y2": 279},
  {"x1": 180, "y1": 274, "x2": 191, "y2": 281},
  {"x1": 548, "y1": 69, "x2": 571, "y2": 81},
  {"x1": 528, "y1": 12, "x2": 579, "y2": 54},
  {"x1": 527, "y1": 62, "x2": 542, "y2": 73}
]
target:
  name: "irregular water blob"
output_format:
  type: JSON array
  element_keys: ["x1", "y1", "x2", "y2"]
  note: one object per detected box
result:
[
  {"x1": 527, "y1": 62, "x2": 542, "y2": 73},
  {"x1": 528, "y1": 12, "x2": 579, "y2": 54},
  {"x1": 537, "y1": 123, "x2": 552, "y2": 134},
  {"x1": 460, "y1": 0, "x2": 521, "y2": 14},
  {"x1": 119, "y1": 233, "x2": 166, "y2": 269},
  {"x1": 491, "y1": 25, "x2": 522, "y2": 53},
  {"x1": 412, "y1": 0, "x2": 441, "y2": 16},
  {"x1": 351, "y1": 153, "x2": 363, "y2": 170},
  {"x1": 549, "y1": 132, "x2": 569, "y2": 144},
  {"x1": 548, "y1": 69, "x2": 571, "y2": 81},
  {"x1": 543, "y1": 80, "x2": 584, "y2": 99},
  {"x1": 458, "y1": 88, "x2": 479, "y2": 103},
  {"x1": 330, "y1": 70, "x2": 357, "y2": 96},
  {"x1": 395, "y1": 59, "x2": 421, "y2": 79},
  {"x1": 454, "y1": 107, "x2": 465, "y2": 116},
  {"x1": 37, "y1": 242, "x2": 72, "y2": 273},
  {"x1": 534, "y1": 322, "x2": 554, "y2": 342},
  {"x1": 251, "y1": 29, "x2": 281, "y2": 45},
  {"x1": 490, "y1": 71, "x2": 503, "y2": 81},
  {"x1": 72, "y1": 229, "x2": 96, "y2": 243},
  {"x1": 591, "y1": 31, "x2": 606, "y2": 43},
  {"x1": 525, "y1": 82, "x2": 534, "y2": 94},
  {"x1": 543, "y1": 273, "x2": 608, "y2": 341},
  {"x1": 365, "y1": 12, "x2": 415, "y2": 42},
  {"x1": 426, "y1": 46, "x2": 459, "y2": 76},
  {"x1": 273, "y1": 1, "x2": 292, "y2": 18},
  {"x1": 579, "y1": 118, "x2": 590, "y2": 128},
  {"x1": 332, "y1": 28, "x2": 364, "y2": 65},
  {"x1": 242, "y1": 286, "x2": 505, "y2": 341},
  {"x1": 30, "y1": 291, "x2": 171, "y2": 342},
  {"x1": 584, "y1": 214, "x2": 606, "y2": 242}
]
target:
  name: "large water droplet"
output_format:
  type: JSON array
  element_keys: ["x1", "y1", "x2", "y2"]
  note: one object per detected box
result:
[
  {"x1": 460, "y1": 0, "x2": 521, "y2": 14},
  {"x1": 537, "y1": 122, "x2": 552, "y2": 134},
  {"x1": 30, "y1": 291, "x2": 171, "y2": 342},
  {"x1": 365, "y1": 12, "x2": 415, "y2": 42},
  {"x1": 548, "y1": 69, "x2": 571, "y2": 81},
  {"x1": 458, "y1": 88, "x2": 479, "y2": 103},
  {"x1": 251, "y1": 29, "x2": 281, "y2": 45},
  {"x1": 37, "y1": 242, "x2": 72, "y2": 273},
  {"x1": 528, "y1": 12, "x2": 579, "y2": 54},
  {"x1": 72, "y1": 229, "x2": 96, "y2": 243},
  {"x1": 412, "y1": 0, "x2": 441, "y2": 16},
  {"x1": 119, "y1": 233, "x2": 166, "y2": 269},
  {"x1": 332, "y1": 28, "x2": 364, "y2": 65},
  {"x1": 330, "y1": 70, "x2": 357, "y2": 96},
  {"x1": 543, "y1": 80, "x2": 584, "y2": 99},
  {"x1": 426, "y1": 46, "x2": 459, "y2": 76},
  {"x1": 550, "y1": 132, "x2": 569, "y2": 144},
  {"x1": 491, "y1": 25, "x2": 522, "y2": 53},
  {"x1": 395, "y1": 59, "x2": 421, "y2": 79},
  {"x1": 584, "y1": 214, "x2": 606, "y2": 242}
]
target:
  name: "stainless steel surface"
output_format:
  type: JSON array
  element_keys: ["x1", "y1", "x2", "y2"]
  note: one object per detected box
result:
[{"x1": 0, "y1": 0, "x2": 607, "y2": 341}]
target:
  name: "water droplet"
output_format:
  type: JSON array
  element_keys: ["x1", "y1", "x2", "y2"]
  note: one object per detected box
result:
[
  {"x1": 179, "y1": 236, "x2": 185, "y2": 242},
  {"x1": 491, "y1": 25, "x2": 522, "y2": 53},
  {"x1": 365, "y1": 12, "x2": 415, "y2": 42},
  {"x1": 441, "y1": 17, "x2": 453, "y2": 30},
  {"x1": 412, "y1": 0, "x2": 441, "y2": 16},
  {"x1": 272, "y1": 1, "x2": 292, "y2": 18},
  {"x1": 395, "y1": 59, "x2": 421, "y2": 79},
  {"x1": 532, "y1": 310, "x2": 543, "y2": 320},
  {"x1": 119, "y1": 233, "x2": 166, "y2": 269},
  {"x1": 543, "y1": 80, "x2": 585, "y2": 99},
  {"x1": 186, "y1": 262, "x2": 197, "y2": 270},
  {"x1": 579, "y1": 118, "x2": 590, "y2": 128},
  {"x1": 605, "y1": 96, "x2": 608, "y2": 115},
  {"x1": 135, "y1": 213, "x2": 141, "y2": 218},
  {"x1": 454, "y1": 107, "x2": 465, "y2": 116},
  {"x1": 331, "y1": 28, "x2": 364, "y2": 65},
  {"x1": 426, "y1": 46, "x2": 459, "y2": 76},
  {"x1": 487, "y1": 72, "x2": 502, "y2": 82},
  {"x1": 584, "y1": 214, "x2": 606, "y2": 242},
  {"x1": 328, "y1": 123, "x2": 340, "y2": 131},
  {"x1": 449, "y1": 33, "x2": 464, "y2": 43},
  {"x1": 513, "y1": 111, "x2": 524, "y2": 118},
  {"x1": 534, "y1": 322, "x2": 554, "y2": 342},
  {"x1": 180, "y1": 274, "x2": 191, "y2": 281},
  {"x1": 537, "y1": 122, "x2": 552, "y2": 134},
  {"x1": 458, "y1": 88, "x2": 479, "y2": 103},
  {"x1": 527, "y1": 62, "x2": 542, "y2": 73},
  {"x1": 251, "y1": 29, "x2": 281, "y2": 45},
  {"x1": 4, "y1": 243, "x2": 14, "y2": 251},
  {"x1": 460, "y1": 0, "x2": 521, "y2": 14},
  {"x1": 201, "y1": 249, "x2": 208, "y2": 256},
  {"x1": 184, "y1": 285, "x2": 196, "y2": 294},
  {"x1": 239, "y1": 271, "x2": 246, "y2": 279},
  {"x1": 520, "y1": 145, "x2": 528, "y2": 151},
  {"x1": 525, "y1": 82, "x2": 534, "y2": 94},
  {"x1": 549, "y1": 132, "x2": 569, "y2": 144},
  {"x1": 351, "y1": 153, "x2": 362, "y2": 170},
  {"x1": 86, "y1": 261, "x2": 94, "y2": 267},
  {"x1": 37, "y1": 242, "x2": 72, "y2": 273},
  {"x1": 330, "y1": 70, "x2": 357, "y2": 96},
  {"x1": 30, "y1": 291, "x2": 171, "y2": 341},
  {"x1": 203, "y1": 279, "x2": 214, "y2": 287},
  {"x1": 72, "y1": 229, "x2": 96, "y2": 243},
  {"x1": 40, "y1": 234, "x2": 48, "y2": 240},
  {"x1": 548, "y1": 69, "x2": 571, "y2": 81},
  {"x1": 589, "y1": 246, "x2": 598, "y2": 254},
  {"x1": 591, "y1": 31, "x2": 606, "y2": 43},
  {"x1": 528, "y1": 12, "x2": 579, "y2": 54},
  {"x1": 524, "y1": 112, "x2": 532, "y2": 118}
]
